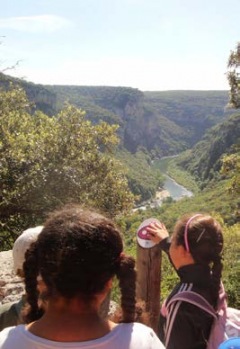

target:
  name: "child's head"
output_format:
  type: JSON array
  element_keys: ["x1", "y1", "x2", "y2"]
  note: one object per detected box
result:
[
  {"x1": 172, "y1": 213, "x2": 223, "y2": 265},
  {"x1": 23, "y1": 205, "x2": 136, "y2": 323},
  {"x1": 12, "y1": 225, "x2": 43, "y2": 277},
  {"x1": 171, "y1": 213, "x2": 223, "y2": 305}
]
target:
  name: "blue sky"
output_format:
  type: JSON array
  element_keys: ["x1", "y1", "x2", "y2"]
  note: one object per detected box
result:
[{"x1": 0, "y1": 0, "x2": 239, "y2": 90}]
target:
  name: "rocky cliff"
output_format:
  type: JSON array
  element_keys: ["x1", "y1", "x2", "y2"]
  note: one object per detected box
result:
[
  {"x1": 0, "y1": 73, "x2": 57, "y2": 116},
  {"x1": 1, "y1": 74, "x2": 231, "y2": 157},
  {"x1": 0, "y1": 251, "x2": 24, "y2": 305}
]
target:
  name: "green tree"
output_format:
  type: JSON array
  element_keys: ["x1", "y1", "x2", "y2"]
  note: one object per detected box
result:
[
  {"x1": 223, "y1": 42, "x2": 240, "y2": 204},
  {"x1": 227, "y1": 42, "x2": 240, "y2": 108},
  {"x1": 0, "y1": 85, "x2": 134, "y2": 250},
  {"x1": 221, "y1": 145, "x2": 240, "y2": 195},
  {"x1": 222, "y1": 222, "x2": 240, "y2": 307}
]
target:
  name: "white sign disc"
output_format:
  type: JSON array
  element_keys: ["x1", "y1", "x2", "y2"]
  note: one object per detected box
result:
[{"x1": 136, "y1": 218, "x2": 160, "y2": 248}]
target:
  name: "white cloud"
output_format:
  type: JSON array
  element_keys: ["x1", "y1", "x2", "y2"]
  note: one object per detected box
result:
[{"x1": 0, "y1": 15, "x2": 72, "y2": 33}]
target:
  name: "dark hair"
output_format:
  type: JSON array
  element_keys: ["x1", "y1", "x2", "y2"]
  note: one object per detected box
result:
[
  {"x1": 173, "y1": 213, "x2": 223, "y2": 307},
  {"x1": 23, "y1": 205, "x2": 136, "y2": 323}
]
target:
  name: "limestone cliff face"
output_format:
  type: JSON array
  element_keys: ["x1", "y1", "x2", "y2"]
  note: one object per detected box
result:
[
  {"x1": 109, "y1": 91, "x2": 186, "y2": 156},
  {"x1": 0, "y1": 74, "x2": 57, "y2": 116},
  {"x1": 117, "y1": 92, "x2": 146, "y2": 152},
  {"x1": 0, "y1": 251, "x2": 24, "y2": 305},
  {"x1": 22, "y1": 82, "x2": 57, "y2": 116},
  {"x1": 1, "y1": 77, "x2": 229, "y2": 157}
]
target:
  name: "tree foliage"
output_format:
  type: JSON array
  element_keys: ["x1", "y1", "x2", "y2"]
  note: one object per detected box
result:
[
  {"x1": 0, "y1": 85, "x2": 134, "y2": 250},
  {"x1": 221, "y1": 145, "x2": 240, "y2": 195},
  {"x1": 116, "y1": 149, "x2": 164, "y2": 202},
  {"x1": 175, "y1": 113, "x2": 240, "y2": 187},
  {"x1": 1, "y1": 76, "x2": 230, "y2": 157},
  {"x1": 227, "y1": 42, "x2": 240, "y2": 108},
  {"x1": 223, "y1": 44, "x2": 240, "y2": 198}
]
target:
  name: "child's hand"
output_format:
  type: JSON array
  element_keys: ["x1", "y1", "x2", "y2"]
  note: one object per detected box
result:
[{"x1": 146, "y1": 221, "x2": 169, "y2": 244}]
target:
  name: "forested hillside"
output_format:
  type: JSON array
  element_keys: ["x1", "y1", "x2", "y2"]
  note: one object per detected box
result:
[
  {"x1": 175, "y1": 113, "x2": 240, "y2": 185},
  {"x1": 46, "y1": 85, "x2": 186, "y2": 156},
  {"x1": 0, "y1": 85, "x2": 134, "y2": 249},
  {"x1": 144, "y1": 90, "x2": 231, "y2": 145},
  {"x1": 0, "y1": 73, "x2": 239, "y2": 308},
  {"x1": 0, "y1": 74, "x2": 230, "y2": 157},
  {"x1": 48, "y1": 86, "x2": 231, "y2": 156},
  {"x1": 0, "y1": 73, "x2": 56, "y2": 115}
]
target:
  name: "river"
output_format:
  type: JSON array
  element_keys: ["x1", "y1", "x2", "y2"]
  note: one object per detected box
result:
[
  {"x1": 134, "y1": 157, "x2": 193, "y2": 211},
  {"x1": 155, "y1": 156, "x2": 193, "y2": 201},
  {"x1": 162, "y1": 175, "x2": 193, "y2": 201}
]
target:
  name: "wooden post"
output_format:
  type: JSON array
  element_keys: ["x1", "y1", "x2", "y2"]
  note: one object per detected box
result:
[{"x1": 136, "y1": 243, "x2": 161, "y2": 333}]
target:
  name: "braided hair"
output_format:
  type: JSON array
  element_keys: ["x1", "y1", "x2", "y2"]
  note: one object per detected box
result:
[
  {"x1": 23, "y1": 205, "x2": 136, "y2": 323},
  {"x1": 173, "y1": 213, "x2": 223, "y2": 308}
]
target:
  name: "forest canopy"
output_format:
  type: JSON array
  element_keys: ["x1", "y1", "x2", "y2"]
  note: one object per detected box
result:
[
  {"x1": 0, "y1": 85, "x2": 134, "y2": 249},
  {"x1": 227, "y1": 41, "x2": 240, "y2": 109}
]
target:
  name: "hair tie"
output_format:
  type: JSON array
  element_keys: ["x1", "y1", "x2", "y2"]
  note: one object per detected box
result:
[
  {"x1": 118, "y1": 252, "x2": 126, "y2": 264},
  {"x1": 184, "y1": 214, "x2": 202, "y2": 252},
  {"x1": 114, "y1": 252, "x2": 125, "y2": 271}
]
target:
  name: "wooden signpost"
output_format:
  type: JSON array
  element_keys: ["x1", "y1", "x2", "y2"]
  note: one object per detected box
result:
[{"x1": 136, "y1": 242, "x2": 162, "y2": 332}]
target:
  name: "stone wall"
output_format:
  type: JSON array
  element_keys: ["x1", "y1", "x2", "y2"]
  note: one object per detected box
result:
[{"x1": 0, "y1": 251, "x2": 24, "y2": 305}]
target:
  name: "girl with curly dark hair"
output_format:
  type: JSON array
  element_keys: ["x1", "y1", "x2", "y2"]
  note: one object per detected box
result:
[
  {"x1": 147, "y1": 213, "x2": 224, "y2": 349},
  {"x1": 0, "y1": 205, "x2": 164, "y2": 349}
]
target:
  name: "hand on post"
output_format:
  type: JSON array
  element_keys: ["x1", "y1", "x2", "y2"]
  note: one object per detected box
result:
[{"x1": 146, "y1": 221, "x2": 169, "y2": 244}]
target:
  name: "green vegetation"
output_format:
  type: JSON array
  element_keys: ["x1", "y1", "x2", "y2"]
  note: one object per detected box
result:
[
  {"x1": 120, "y1": 193, "x2": 240, "y2": 307},
  {"x1": 221, "y1": 144, "x2": 240, "y2": 195},
  {"x1": 153, "y1": 157, "x2": 200, "y2": 194},
  {"x1": 175, "y1": 113, "x2": 240, "y2": 186},
  {"x1": 144, "y1": 90, "x2": 230, "y2": 145},
  {"x1": 1, "y1": 75, "x2": 231, "y2": 157},
  {"x1": 0, "y1": 64, "x2": 239, "y2": 307},
  {"x1": 118, "y1": 120, "x2": 239, "y2": 305},
  {"x1": 222, "y1": 222, "x2": 240, "y2": 307},
  {"x1": 0, "y1": 72, "x2": 57, "y2": 115},
  {"x1": 0, "y1": 85, "x2": 134, "y2": 250},
  {"x1": 227, "y1": 42, "x2": 240, "y2": 108},
  {"x1": 116, "y1": 149, "x2": 164, "y2": 202},
  {"x1": 47, "y1": 85, "x2": 189, "y2": 155},
  {"x1": 47, "y1": 85, "x2": 142, "y2": 112}
]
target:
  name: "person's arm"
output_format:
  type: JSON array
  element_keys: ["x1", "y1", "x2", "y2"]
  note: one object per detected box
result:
[{"x1": 159, "y1": 237, "x2": 171, "y2": 255}]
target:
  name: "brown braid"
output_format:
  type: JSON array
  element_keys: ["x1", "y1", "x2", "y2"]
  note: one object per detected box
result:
[
  {"x1": 115, "y1": 254, "x2": 136, "y2": 323},
  {"x1": 22, "y1": 242, "x2": 44, "y2": 323},
  {"x1": 23, "y1": 204, "x2": 137, "y2": 323}
]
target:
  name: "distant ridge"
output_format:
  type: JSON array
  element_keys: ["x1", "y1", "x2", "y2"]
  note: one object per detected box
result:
[{"x1": 0, "y1": 73, "x2": 231, "y2": 156}]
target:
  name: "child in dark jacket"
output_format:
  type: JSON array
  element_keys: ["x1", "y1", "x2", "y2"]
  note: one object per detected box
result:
[{"x1": 147, "y1": 213, "x2": 224, "y2": 349}]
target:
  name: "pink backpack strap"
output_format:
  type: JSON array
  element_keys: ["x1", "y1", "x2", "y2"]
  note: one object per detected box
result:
[
  {"x1": 161, "y1": 299, "x2": 168, "y2": 317},
  {"x1": 217, "y1": 282, "x2": 228, "y2": 311},
  {"x1": 167, "y1": 291, "x2": 218, "y2": 319}
]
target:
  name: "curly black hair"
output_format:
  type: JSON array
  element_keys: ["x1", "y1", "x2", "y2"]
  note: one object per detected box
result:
[{"x1": 23, "y1": 205, "x2": 136, "y2": 323}]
